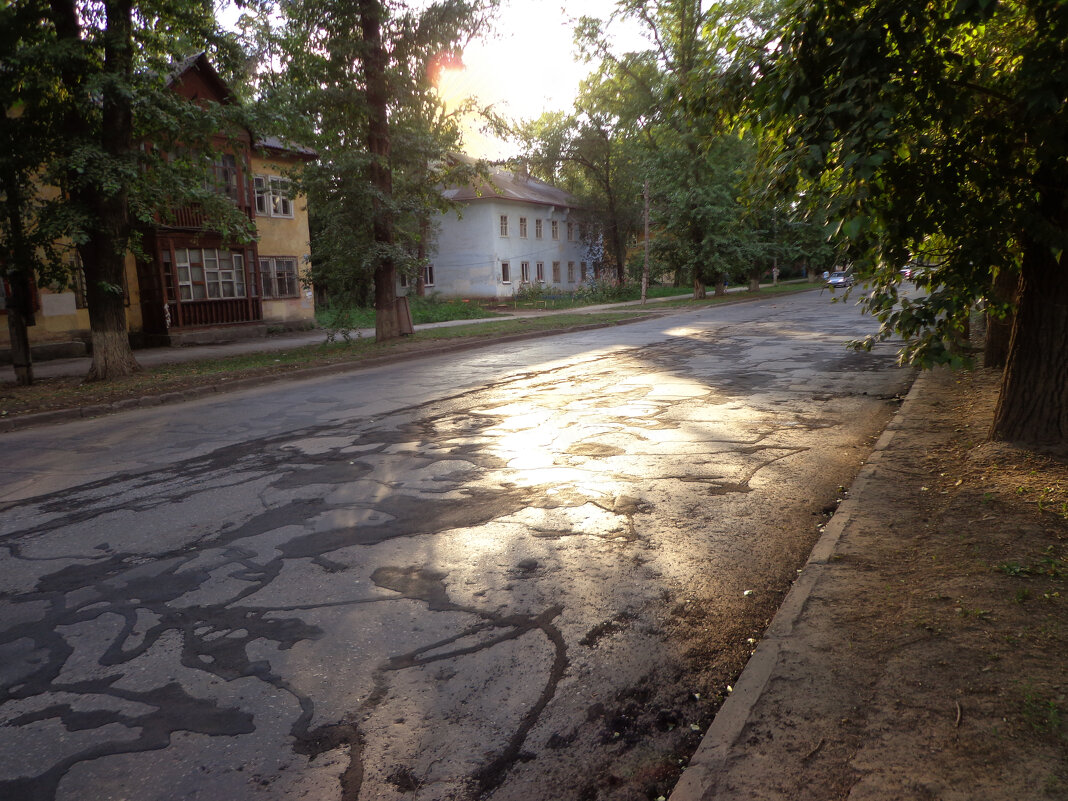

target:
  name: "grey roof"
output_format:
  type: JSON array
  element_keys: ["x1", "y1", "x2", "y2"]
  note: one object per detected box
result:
[
  {"x1": 256, "y1": 135, "x2": 318, "y2": 159},
  {"x1": 442, "y1": 164, "x2": 577, "y2": 209}
]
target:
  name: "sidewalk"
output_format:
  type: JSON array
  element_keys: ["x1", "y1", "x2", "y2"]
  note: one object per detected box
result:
[{"x1": 671, "y1": 366, "x2": 1067, "y2": 801}]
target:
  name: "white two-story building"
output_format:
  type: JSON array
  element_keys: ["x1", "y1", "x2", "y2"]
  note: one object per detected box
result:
[{"x1": 404, "y1": 165, "x2": 596, "y2": 300}]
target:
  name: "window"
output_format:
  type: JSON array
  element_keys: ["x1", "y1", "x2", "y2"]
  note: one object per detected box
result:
[
  {"x1": 210, "y1": 154, "x2": 239, "y2": 201},
  {"x1": 567, "y1": 262, "x2": 575, "y2": 282},
  {"x1": 259, "y1": 256, "x2": 299, "y2": 298},
  {"x1": 499, "y1": 215, "x2": 509, "y2": 236},
  {"x1": 519, "y1": 217, "x2": 528, "y2": 238},
  {"x1": 254, "y1": 175, "x2": 293, "y2": 218},
  {"x1": 175, "y1": 248, "x2": 247, "y2": 300},
  {"x1": 552, "y1": 261, "x2": 561, "y2": 283},
  {"x1": 501, "y1": 261, "x2": 510, "y2": 282},
  {"x1": 567, "y1": 222, "x2": 574, "y2": 241},
  {"x1": 535, "y1": 219, "x2": 543, "y2": 239},
  {"x1": 551, "y1": 220, "x2": 559, "y2": 240},
  {"x1": 580, "y1": 261, "x2": 588, "y2": 281},
  {"x1": 536, "y1": 262, "x2": 544, "y2": 282},
  {"x1": 521, "y1": 261, "x2": 530, "y2": 282},
  {"x1": 399, "y1": 264, "x2": 433, "y2": 288}
]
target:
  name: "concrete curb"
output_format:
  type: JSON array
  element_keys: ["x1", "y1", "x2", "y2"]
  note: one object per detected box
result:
[{"x1": 668, "y1": 368, "x2": 927, "y2": 801}]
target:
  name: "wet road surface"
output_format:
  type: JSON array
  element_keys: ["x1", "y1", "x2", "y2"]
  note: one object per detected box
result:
[{"x1": 0, "y1": 291, "x2": 913, "y2": 800}]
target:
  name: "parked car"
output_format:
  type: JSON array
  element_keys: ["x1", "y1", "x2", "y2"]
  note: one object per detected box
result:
[{"x1": 826, "y1": 271, "x2": 854, "y2": 289}]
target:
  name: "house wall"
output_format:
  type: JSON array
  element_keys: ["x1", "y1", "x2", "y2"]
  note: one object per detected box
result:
[
  {"x1": 250, "y1": 150, "x2": 315, "y2": 325},
  {"x1": 422, "y1": 199, "x2": 591, "y2": 300},
  {"x1": 0, "y1": 249, "x2": 143, "y2": 350}
]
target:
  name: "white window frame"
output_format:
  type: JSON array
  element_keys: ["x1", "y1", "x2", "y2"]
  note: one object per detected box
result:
[
  {"x1": 175, "y1": 248, "x2": 247, "y2": 300},
  {"x1": 519, "y1": 217, "x2": 528, "y2": 238},
  {"x1": 567, "y1": 222, "x2": 574, "y2": 241},
  {"x1": 521, "y1": 261, "x2": 530, "y2": 282},
  {"x1": 552, "y1": 261, "x2": 561, "y2": 283},
  {"x1": 551, "y1": 220, "x2": 559, "y2": 240},
  {"x1": 259, "y1": 256, "x2": 299, "y2": 298},
  {"x1": 499, "y1": 215, "x2": 509, "y2": 237},
  {"x1": 535, "y1": 219, "x2": 543, "y2": 239},
  {"x1": 501, "y1": 261, "x2": 511, "y2": 283},
  {"x1": 254, "y1": 175, "x2": 294, "y2": 218},
  {"x1": 567, "y1": 262, "x2": 575, "y2": 283}
]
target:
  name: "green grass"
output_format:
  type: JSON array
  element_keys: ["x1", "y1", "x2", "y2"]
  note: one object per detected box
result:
[{"x1": 317, "y1": 294, "x2": 500, "y2": 330}]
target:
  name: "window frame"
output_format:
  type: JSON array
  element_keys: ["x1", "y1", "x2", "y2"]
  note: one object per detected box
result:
[
  {"x1": 258, "y1": 255, "x2": 299, "y2": 299},
  {"x1": 499, "y1": 215, "x2": 509, "y2": 237},
  {"x1": 552, "y1": 261, "x2": 561, "y2": 283},
  {"x1": 254, "y1": 174, "x2": 294, "y2": 219},
  {"x1": 519, "y1": 217, "x2": 528, "y2": 238},
  {"x1": 535, "y1": 219, "x2": 543, "y2": 239},
  {"x1": 551, "y1": 220, "x2": 559, "y2": 240},
  {"x1": 501, "y1": 261, "x2": 511, "y2": 283},
  {"x1": 520, "y1": 261, "x2": 530, "y2": 282}
]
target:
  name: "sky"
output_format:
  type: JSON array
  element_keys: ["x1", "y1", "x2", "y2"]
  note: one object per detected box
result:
[
  {"x1": 439, "y1": 0, "x2": 648, "y2": 157},
  {"x1": 219, "y1": 0, "x2": 647, "y2": 158}
]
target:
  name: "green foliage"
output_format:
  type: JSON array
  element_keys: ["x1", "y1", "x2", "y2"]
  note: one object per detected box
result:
[
  {"x1": 2, "y1": 0, "x2": 264, "y2": 378},
  {"x1": 759, "y1": 0, "x2": 1067, "y2": 360},
  {"x1": 756, "y1": 0, "x2": 1068, "y2": 443},
  {"x1": 265, "y1": 0, "x2": 495, "y2": 307}
]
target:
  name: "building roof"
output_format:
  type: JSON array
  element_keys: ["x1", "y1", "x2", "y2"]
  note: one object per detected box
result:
[
  {"x1": 167, "y1": 52, "x2": 236, "y2": 104},
  {"x1": 442, "y1": 163, "x2": 577, "y2": 209},
  {"x1": 255, "y1": 135, "x2": 318, "y2": 160},
  {"x1": 168, "y1": 54, "x2": 317, "y2": 160}
]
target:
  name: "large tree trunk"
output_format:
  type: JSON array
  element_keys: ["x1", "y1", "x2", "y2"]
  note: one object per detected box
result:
[
  {"x1": 3, "y1": 171, "x2": 35, "y2": 385},
  {"x1": 51, "y1": 0, "x2": 140, "y2": 381},
  {"x1": 84, "y1": 0, "x2": 139, "y2": 381},
  {"x1": 692, "y1": 275, "x2": 706, "y2": 299},
  {"x1": 360, "y1": 0, "x2": 400, "y2": 342},
  {"x1": 713, "y1": 272, "x2": 727, "y2": 297},
  {"x1": 990, "y1": 243, "x2": 1068, "y2": 445},
  {"x1": 984, "y1": 267, "x2": 1019, "y2": 370},
  {"x1": 5, "y1": 270, "x2": 35, "y2": 386}
]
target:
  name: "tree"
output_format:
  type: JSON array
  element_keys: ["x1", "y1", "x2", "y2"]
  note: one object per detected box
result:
[
  {"x1": 0, "y1": 0, "x2": 66, "y2": 385},
  {"x1": 761, "y1": 0, "x2": 1068, "y2": 446},
  {"x1": 567, "y1": 0, "x2": 782, "y2": 296},
  {"x1": 4, "y1": 0, "x2": 256, "y2": 381},
  {"x1": 271, "y1": 0, "x2": 493, "y2": 341},
  {"x1": 515, "y1": 68, "x2": 647, "y2": 285}
]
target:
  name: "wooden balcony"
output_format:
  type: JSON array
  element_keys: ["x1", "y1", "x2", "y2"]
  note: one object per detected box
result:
[{"x1": 168, "y1": 297, "x2": 262, "y2": 329}]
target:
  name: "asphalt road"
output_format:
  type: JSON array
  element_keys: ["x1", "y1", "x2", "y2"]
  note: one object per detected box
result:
[{"x1": 0, "y1": 290, "x2": 914, "y2": 801}]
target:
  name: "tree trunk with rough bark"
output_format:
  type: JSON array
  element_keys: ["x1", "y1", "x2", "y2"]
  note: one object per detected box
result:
[
  {"x1": 713, "y1": 272, "x2": 727, "y2": 297},
  {"x1": 51, "y1": 0, "x2": 141, "y2": 381},
  {"x1": 692, "y1": 276, "x2": 706, "y2": 299},
  {"x1": 360, "y1": 0, "x2": 400, "y2": 343},
  {"x1": 5, "y1": 270, "x2": 35, "y2": 386},
  {"x1": 984, "y1": 267, "x2": 1019, "y2": 370},
  {"x1": 991, "y1": 239, "x2": 1068, "y2": 445},
  {"x1": 3, "y1": 170, "x2": 36, "y2": 385}
]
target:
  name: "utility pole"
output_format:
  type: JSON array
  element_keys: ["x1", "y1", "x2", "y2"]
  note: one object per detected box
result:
[{"x1": 641, "y1": 179, "x2": 649, "y2": 304}]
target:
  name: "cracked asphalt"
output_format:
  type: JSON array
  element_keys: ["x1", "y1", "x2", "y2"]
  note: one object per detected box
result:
[{"x1": 0, "y1": 291, "x2": 914, "y2": 801}]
